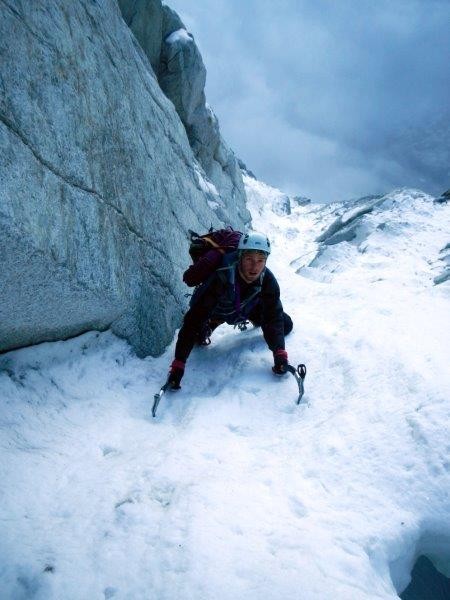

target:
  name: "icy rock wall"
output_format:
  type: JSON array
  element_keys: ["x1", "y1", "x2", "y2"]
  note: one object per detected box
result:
[
  {"x1": 118, "y1": 0, "x2": 249, "y2": 226},
  {"x1": 0, "y1": 0, "x2": 248, "y2": 357}
]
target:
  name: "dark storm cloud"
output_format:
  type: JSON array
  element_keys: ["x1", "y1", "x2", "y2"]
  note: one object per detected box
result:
[{"x1": 168, "y1": 0, "x2": 450, "y2": 201}]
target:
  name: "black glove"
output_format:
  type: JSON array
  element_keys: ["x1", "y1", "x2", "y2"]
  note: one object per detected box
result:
[
  {"x1": 168, "y1": 359, "x2": 185, "y2": 389},
  {"x1": 272, "y1": 349, "x2": 288, "y2": 375}
]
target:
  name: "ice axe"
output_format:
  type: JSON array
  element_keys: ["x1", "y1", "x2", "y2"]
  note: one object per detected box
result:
[
  {"x1": 286, "y1": 363, "x2": 307, "y2": 404},
  {"x1": 152, "y1": 378, "x2": 179, "y2": 418}
]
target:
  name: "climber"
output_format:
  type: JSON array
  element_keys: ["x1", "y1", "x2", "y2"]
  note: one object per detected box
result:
[{"x1": 167, "y1": 231, "x2": 293, "y2": 389}]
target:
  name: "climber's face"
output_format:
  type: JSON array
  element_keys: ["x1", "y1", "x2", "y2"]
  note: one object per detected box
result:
[{"x1": 239, "y1": 251, "x2": 267, "y2": 283}]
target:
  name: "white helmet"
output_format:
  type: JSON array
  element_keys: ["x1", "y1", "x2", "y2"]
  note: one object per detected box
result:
[{"x1": 238, "y1": 231, "x2": 271, "y2": 255}]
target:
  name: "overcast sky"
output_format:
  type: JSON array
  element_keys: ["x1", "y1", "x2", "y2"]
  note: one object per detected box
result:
[{"x1": 168, "y1": 0, "x2": 449, "y2": 202}]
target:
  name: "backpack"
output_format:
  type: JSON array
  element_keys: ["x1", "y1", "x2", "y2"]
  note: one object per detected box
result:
[{"x1": 183, "y1": 227, "x2": 242, "y2": 287}]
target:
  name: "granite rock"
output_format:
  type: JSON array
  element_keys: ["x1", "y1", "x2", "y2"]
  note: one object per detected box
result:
[
  {"x1": 118, "y1": 1, "x2": 250, "y2": 226},
  {"x1": 0, "y1": 0, "x2": 248, "y2": 356}
]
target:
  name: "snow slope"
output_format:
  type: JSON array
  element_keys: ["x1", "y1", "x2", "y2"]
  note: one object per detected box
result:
[{"x1": 1, "y1": 181, "x2": 449, "y2": 599}]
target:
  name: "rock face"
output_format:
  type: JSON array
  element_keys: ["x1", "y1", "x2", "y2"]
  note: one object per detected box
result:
[
  {"x1": 118, "y1": 0, "x2": 249, "y2": 226},
  {"x1": 434, "y1": 242, "x2": 450, "y2": 285},
  {"x1": 400, "y1": 555, "x2": 450, "y2": 600},
  {"x1": 238, "y1": 158, "x2": 257, "y2": 180},
  {"x1": 0, "y1": 0, "x2": 249, "y2": 357},
  {"x1": 435, "y1": 189, "x2": 450, "y2": 204},
  {"x1": 117, "y1": 0, "x2": 163, "y2": 73}
]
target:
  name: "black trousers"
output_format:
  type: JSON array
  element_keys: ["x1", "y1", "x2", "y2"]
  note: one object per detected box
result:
[{"x1": 247, "y1": 307, "x2": 293, "y2": 336}]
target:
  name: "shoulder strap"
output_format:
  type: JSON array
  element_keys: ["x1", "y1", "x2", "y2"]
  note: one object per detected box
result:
[{"x1": 216, "y1": 251, "x2": 238, "y2": 285}]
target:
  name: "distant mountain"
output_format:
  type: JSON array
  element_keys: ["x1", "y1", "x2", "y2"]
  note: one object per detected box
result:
[{"x1": 244, "y1": 175, "x2": 450, "y2": 289}]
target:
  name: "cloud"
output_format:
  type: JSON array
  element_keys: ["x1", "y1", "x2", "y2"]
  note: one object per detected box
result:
[{"x1": 169, "y1": 0, "x2": 450, "y2": 201}]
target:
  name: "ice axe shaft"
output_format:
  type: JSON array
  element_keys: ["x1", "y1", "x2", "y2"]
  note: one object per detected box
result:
[{"x1": 152, "y1": 379, "x2": 174, "y2": 418}]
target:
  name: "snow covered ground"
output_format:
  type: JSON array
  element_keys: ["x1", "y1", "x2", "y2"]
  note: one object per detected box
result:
[{"x1": 1, "y1": 180, "x2": 449, "y2": 599}]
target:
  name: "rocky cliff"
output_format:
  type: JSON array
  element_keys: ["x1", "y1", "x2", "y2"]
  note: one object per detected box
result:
[
  {"x1": 0, "y1": 0, "x2": 250, "y2": 357},
  {"x1": 118, "y1": 0, "x2": 248, "y2": 219}
]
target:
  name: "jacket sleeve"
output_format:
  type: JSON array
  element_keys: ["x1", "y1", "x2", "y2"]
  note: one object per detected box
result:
[
  {"x1": 174, "y1": 275, "x2": 224, "y2": 362},
  {"x1": 260, "y1": 270, "x2": 285, "y2": 352}
]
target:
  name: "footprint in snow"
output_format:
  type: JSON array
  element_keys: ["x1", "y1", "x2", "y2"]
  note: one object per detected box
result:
[
  {"x1": 289, "y1": 496, "x2": 308, "y2": 518},
  {"x1": 247, "y1": 386, "x2": 263, "y2": 394},
  {"x1": 115, "y1": 497, "x2": 134, "y2": 510},
  {"x1": 151, "y1": 481, "x2": 176, "y2": 508},
  {"x1": 102, "y1": 445, "x2": 119, "y2": 457},
  {"x1": 280, "y1": 404, "x2": 297, "y2": 414},
  {"x1": 227, "y1": 424, "x2": 251, "y2": 436}
]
